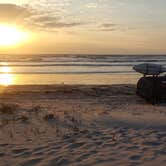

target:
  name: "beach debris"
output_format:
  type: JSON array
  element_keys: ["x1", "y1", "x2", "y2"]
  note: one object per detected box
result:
[{"x1": 44, "y1": 111, "x2": 56, "y2": 121}]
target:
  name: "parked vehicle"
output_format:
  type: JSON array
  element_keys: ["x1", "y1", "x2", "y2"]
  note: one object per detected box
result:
[{"x1": 133, "y1": 63, "x2": 166, "y2": 104}]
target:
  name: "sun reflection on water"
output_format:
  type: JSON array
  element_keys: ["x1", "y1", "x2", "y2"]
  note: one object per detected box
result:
[{"x1": 0, "y1": 66, "x2": 14, "y2": 86}]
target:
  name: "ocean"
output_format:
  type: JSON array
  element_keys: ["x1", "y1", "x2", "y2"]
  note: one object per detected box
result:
[{"x1": 0, "y1": 54, "x2": 165, "y2": 85}]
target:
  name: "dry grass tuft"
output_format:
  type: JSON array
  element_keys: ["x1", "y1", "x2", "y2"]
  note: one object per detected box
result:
[
  {"x1": 31, "y1": 105, "x2": 42, "y2": 113},
  {"x1": 0, "y1": 103, "x2": 18, "y2": 114},
  {"x1": 19, "y1": 112, "x2": 29, "y2": 122}
]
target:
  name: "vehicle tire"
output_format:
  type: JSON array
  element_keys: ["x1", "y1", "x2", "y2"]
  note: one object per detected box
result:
[{"x1": 137, "y1": 77, "x2": 155, "y2": 102}]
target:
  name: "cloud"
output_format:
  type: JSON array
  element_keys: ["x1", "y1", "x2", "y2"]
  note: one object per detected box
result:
[
  {"x1": 99, "y1": 23, "x2": 119, "y2": 31},
  {"x1": 99, "y1": 23, "x2": 137, "y2": 32},
  {"x1": 0, "y1": 4, "x2": 32, "y2": 23},
  {"x1": 30, "y1": 15, "x2": 59, "y2": 23},
  {"x1": 42, "y1": 22, "x2": 82, "y2": 28},
  {"x1": 0, "y1": 3, "x2": 82, "y2": 31},
  {"x1": 102, "y1": 23, "x2": 117, "y2": 28},
  {"x1": 85, "y1": 3, "x2": 98, "y2": 8}
]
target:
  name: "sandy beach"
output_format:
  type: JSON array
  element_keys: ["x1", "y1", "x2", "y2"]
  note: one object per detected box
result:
[
  {"x1": 0, "y1": 0, "x2": 166, "y2": 165},
  {"x1": 0, "y1": 84, "x2": 166, "y2": 166}
]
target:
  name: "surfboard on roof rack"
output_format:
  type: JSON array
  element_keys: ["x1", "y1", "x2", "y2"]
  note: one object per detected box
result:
[{"x1": 133, "y1": 63, "x2": 166, "y2": 76}]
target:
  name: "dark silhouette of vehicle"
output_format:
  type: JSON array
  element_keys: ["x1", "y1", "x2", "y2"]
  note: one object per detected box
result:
[{"x1": 133, "y1": 63, "x2": 166, "y2": 104}]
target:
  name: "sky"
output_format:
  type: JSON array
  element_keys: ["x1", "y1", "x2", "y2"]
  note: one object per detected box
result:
[{"x1": 0, "y1": 0, "x2": 166, "y2": 54}]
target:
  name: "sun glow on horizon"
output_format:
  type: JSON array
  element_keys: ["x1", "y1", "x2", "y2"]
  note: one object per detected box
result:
[
  {"x1": 0, "y1": 24, "x2": 28, "y2": 47},
  {"x1": 0, "y1": 66, "x2": 14, "y2": 86}
]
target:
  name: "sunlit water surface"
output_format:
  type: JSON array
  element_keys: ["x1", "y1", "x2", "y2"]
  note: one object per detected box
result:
[{"x1": 0, "y1": 55, "x2": 165, "y2": 85}]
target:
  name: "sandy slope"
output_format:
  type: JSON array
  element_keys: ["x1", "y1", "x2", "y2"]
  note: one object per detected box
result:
[{"x1": 0, "y1": 85, "x2": 166, "y2": 166}]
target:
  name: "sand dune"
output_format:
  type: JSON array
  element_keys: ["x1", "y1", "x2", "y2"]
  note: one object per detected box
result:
[{"x1": 0, "y1": 85, "x2": 166, "y2": 166}]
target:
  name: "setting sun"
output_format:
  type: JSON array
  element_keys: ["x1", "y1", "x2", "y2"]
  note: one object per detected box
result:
[{"x1": 0, "y1": 25, "x2": 28, "y2": 46}]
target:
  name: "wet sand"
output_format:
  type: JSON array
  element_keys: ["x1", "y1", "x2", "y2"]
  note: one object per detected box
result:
[{"x1": 0, "y1": 85, "x2": 166, "y2": 166}]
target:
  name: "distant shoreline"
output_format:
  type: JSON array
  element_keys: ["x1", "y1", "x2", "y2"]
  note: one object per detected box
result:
[{"x1": 1, "y1": 54, "x2": 166, "y2": 56}]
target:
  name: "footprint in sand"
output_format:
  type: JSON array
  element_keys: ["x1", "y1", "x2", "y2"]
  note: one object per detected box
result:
[
  {"x1": 20, "y1": 158, "x2": 43, "y2": 166},
  {"x1": 129, "y1": 154, "x2": 142, "y2": 161}
]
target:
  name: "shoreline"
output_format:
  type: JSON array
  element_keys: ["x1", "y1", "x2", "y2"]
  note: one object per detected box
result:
[{"x1": 0, "y1": 84, "x2": 136, "y2": 92}]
